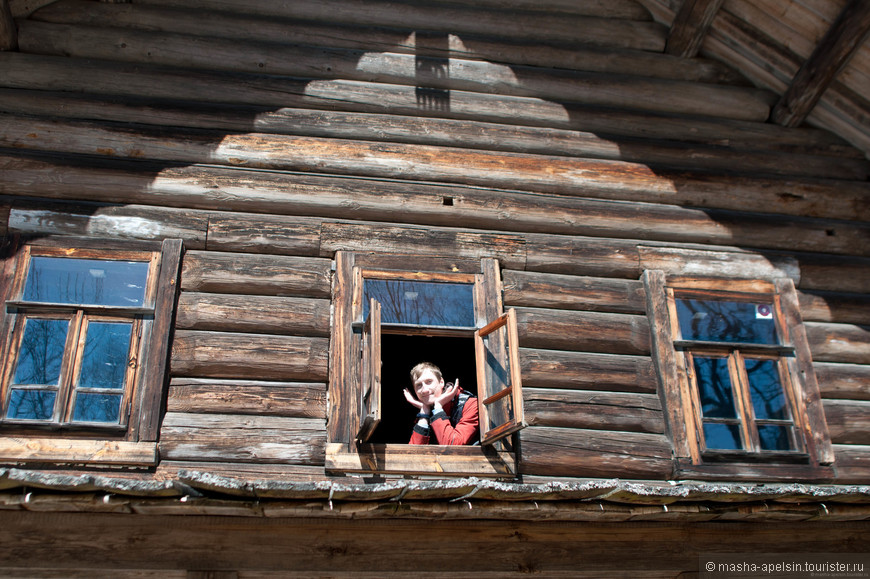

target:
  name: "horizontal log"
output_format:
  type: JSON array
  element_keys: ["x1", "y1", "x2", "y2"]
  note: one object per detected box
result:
[
  {"x1": 205, "y1": 213, "x2": 322, "y2": 257},
  {"x1": 159, "y1": 412, "x2": 326, "y2": 464},
  {"x1": 824, "y1": 399, "x2": 870, "y2": 446},
  {"x1": 5, "y1": 201, "x2": 207, "y2": 248},
  {"x1": 831, "y1": 444, "x2": 870, "y2": 483},
  {"x1": 805, "y1": 321, "x2": 870, "y2": 364},
  {"x1": 638, "y1": 245, "x2": 801, "y2": 281},
  {"x1": 156, "y1": 460, "x2": 328, "y2": 483},
  {"x1": 516, "y1": 307, "x2": 651, "y2": 356},
  {"x1": 135, "y1": 0, "x2": 667, "y2": 50},
  {"x1": 798, "y1": 289, "x2": 870, "y2": 325},
  {"x1": 504, "y1": 270, "x2": 646, "y2": 314},
  {"x1": 519, "y1": 426, "x2": 674, "y2": 479},
  {"x1": 181, "y1": 250, "x2": 332, "y2": 298},
  {"x1": 524, "y1": 388, "x2": 664, "y2": 434},
  {"x1": 31, "y1": 1, "x2": 745, "y2": 84},
  {"x1": 796, "y1": 254, "x2": 870, "y2": 294},
  {"x1": 520, "y1": 348, "x2": 658, "y2": 393},
  {"x1": 4, "y1": 114, "x2": 868, "y2": 228},
  {"x1": 5, "y1": 91, "x2": 857, "y2": 181},
  {"x1": 15, "y1": 21, "x2": 773, "y2": 122},
  {"x1": 176, "y1": 292, "x2": 330, "y2": 337},
  {"x1": 816, "y1": 362, "x2": 870, "y2": 401},
  {"x1": 0, "y1": 439, "x2": 157, "y2": 466},
  {"x1": 168, "y1": 377, "x2": 327, "y2": 418},
  {"x1": 171, "y1": 330, "x2": 329, "y2": 381},
  {"x1": 523, "y1": 234, "x2": 641, "y2": 279}
]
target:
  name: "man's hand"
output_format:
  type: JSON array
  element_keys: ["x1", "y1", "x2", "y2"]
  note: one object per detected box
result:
[
  {"x1": 403, "y1": 388, "x2": 430, "y2": 414},
  {"x1": 433, "y1": 379, "x2": 459, "y2": 409}
]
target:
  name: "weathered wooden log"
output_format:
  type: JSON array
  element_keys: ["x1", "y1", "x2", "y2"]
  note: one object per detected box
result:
[
  {"x1": 831, "y1": 444, "x2": 870, "y2": 483},
  {"x1": 156, "y1": 460, "x2": 329, "y2": 483},
  {"x1": 181, "y1": 250, "x2": 332, "y2": 298},
  {"x1": 520, "y1": 348, "x2": 658, "y2": 394},
  {"x1": 815, "y1": 361, "x2": 870, "y2": 401},
  {"x1": 524, "y1": 387, "x2": 665, "y2": 434},
  {"x1": 519, "y1": 426, "x2": 673, "y2": 479},
  {"x1": 822, "y1": 399, "x2": 870, "y2": 446},
  {"x1": 15, "y1": 21, "x2": 773, "y2": 122},
  {"x1": 504, "y1": 270, "x2": 646, "y2": 314},
  {"x1": 638, "y1": 246, "x2": 801, "y2": 282},
  {"x1": 0, "y1": 0, "x2": 15, "y2": 51},
  {"x1": 804, "y1": 321, "x2": 870, "y2": 364},
  {"x1": 5, "y1": 201, "x2": 208, "y2": 248},
  {"x1": 798, "y1": 289, "x2": 870, "y2": 325},
  {"x1": 176, "y1": 292, "x2": 330, "y2": 337},
  {"x1": 171, "y1": 330, "x2": 329, "y2": 381},
  {"x1": 666, "y1": 0, "x2": 725, "y2": 58},
  {"x1": 205, "y1": 214, "x2": 322, "y2": 257},
  {"x1": 167, "y1": 378, "x2": 327, "y2": 419},
  {"x1": 796, "y1": 254, "x2": 870, "y2": 295},
  {"x1": 2, "y1": 89, "x2": 861, "y2": 180},
  {"x1": 134, "y1": 0, "x2": 667, "y2": 50},
  {"x1": 31, "y1": 0, "x2": 743, "y2": 84},
  {"x1": 515, "y1": 307, "x2": 651, "y2": 356},
  {"x1": 159, "y1": 412, "x2": 326, "y2": 464},
  {"x1": 3, "y1": 116, "x2": 868, "y2": 228}
]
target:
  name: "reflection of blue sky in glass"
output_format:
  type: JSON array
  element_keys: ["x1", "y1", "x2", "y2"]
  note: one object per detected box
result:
[
  {"x1": 13, "y1": 318, "x2": 68, "y2": 386},
  {"x1": 758, "y1": 424, "x2": 792, "y2": 451},
  {"x1": 676, "y1": 299, "x2": 777, "y2": 344},
  {"x1": 703, "y1": 423, "x2": 742, "y2": 450},
  {"x1": 694, "y1": 357, "x2": 736, "y2": 419},
  {"x1": 24, "y1": 257, "x2": 149, "y2": 307},
  {"x1": 8, "y1": 389, "x2": 56, "y2": 420},
  {"x1": 364, "y1": 280, "x2": 474, "y2": 327},
  {"x1": 78, "y1": 322, "x2": 132, "y2": 390},
  {"x1": 745, "y1": 359, "x2": 787, "y2": 420},
  {"x1": 73, "y1": 393, "x2": 122, "y2": 423}
]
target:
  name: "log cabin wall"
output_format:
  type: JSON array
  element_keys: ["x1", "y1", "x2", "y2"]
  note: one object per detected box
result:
[{"x1": 0, "y1": 0, "x2": 868, "y2": 484}]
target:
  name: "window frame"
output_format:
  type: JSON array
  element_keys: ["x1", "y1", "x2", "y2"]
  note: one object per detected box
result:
[
  {"x1": 645, "y1": 271, "x2": 834, "y2": 481},
  {"x1": 326, "y1": 251, "x2": 524, "y2": 478},
  {"x1": 0, "y1": 238, "x2": 182, "y2": 467}
]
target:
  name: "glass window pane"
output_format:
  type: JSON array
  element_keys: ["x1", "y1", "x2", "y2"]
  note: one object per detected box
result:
[
  {"x1": 745, "y1": 358, "x2": 789, "y2": 420},
  {"x1": 13, "y1": 318, "x2": 69, "y2": 386},
  {"x1": 24, "y1": 257, "x2": 149, "y2": 307},
  {"x1": 693, "y1": 356, "x2": 737, "y2": 419},
  {"x1": 364, "y1": 280, "x2": 474, "y2": 327},
  {"x1": 702, "y1": 422, "x2": 743, "y2": 450},
  {"x1": 72, "y1": 393, "x2": 122, "y2": 423},
  {"x1": 676, "y1": 298, "x2": 777, "y2": 344},
  {"x1": 7, "y1": 389, "x2": 56, "y2": 420},
  {"x1": 77, "y1": 322, "x2": 133, "y2": 390},
  {"x1": 757, "y1": 424, "x2": 795, "y2": 451}
]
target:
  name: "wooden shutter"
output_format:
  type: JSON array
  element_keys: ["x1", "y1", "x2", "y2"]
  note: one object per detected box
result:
[
  {"x1": 474, "y1": 308, "x2": 525, "y2": 445},
  {"x1": 356, "y1": 298, "x2": 382, "y2": 444}
]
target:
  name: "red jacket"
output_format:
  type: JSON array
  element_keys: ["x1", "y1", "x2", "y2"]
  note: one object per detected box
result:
[{"x1": 409, "y1": 388, "x2": 479, "y2": 445}]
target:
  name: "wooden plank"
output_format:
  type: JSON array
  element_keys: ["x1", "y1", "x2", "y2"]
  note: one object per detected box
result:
[
  {"x1": 6, "y1": 202, "x2": 208, "y2": 248},
  {"x1": 515, "y1": 307, "x2": 651, "y2": 356},
  {"x1": 155, "y1": 460, "x2": 328, "y2": 483},
  {"x1": 14, "y1": 21, "x2": 774, "y2": 122},
  {"x1": 524, "y1": 387, "x2": 664, "y2": 434},
  {"x1": 325, "y1": 443, "x2": 516, "y2": 477},
  {"x1": 816, "y1": 361, "x2": 870, "y2": 401},
  {"x1": 519, "y1": 426, "x2": 674, "y2": 479},
  {"x1": 0, "y1": 0, "x2": 15, "y2": 51},
  {"x1": 0, "y1": 439, "x2": 157, "y2": 466},
  {"x1": 205, "y1": 213, "x2": 322, "y2": 257},
  {"x1": 804, "y1": 321, "x2": 870, "y2": 364},
  {"x1": 771, "y1": 0, "x2": 870, "y2": 127},
  {"x1": 798, "y1": 289, "x2": 870, "y2": 325},
  {"x1": 159, "y1": 412, "x2": 325, "y2": 465},
  {"x1": 176, "y1": 292, "x2": 330, "y2": 337},
  {"x1": 666, "y1": 0, "x2": 726, "y2": 58},
  {"x1": 134, "y1": 0, "x2": 668, "y2": 51},
  {"x1": 328, "y1": 251, "x2": 356, "y2": 447},
  {"x1": 181, "y1": 251, "x2": 332, "y2": 298},
  {"x1": 504, "y1": 270, "x2": 645, "y2": 314},
  {"x1": 520, "y1": 348, "x2": 658, "y2": 394},
  {"x1": 823, "y1": 399, "x2": 870, "y2": 445},
  {"x1": 167, "y1": 378, "x2": 326, "y2": 419},
  {"x1": 320, "y1": 222, "x2": 527, "y2": 270},
  {"x1": 171, "y1": 330, "x2": 329, "y2": 381}
]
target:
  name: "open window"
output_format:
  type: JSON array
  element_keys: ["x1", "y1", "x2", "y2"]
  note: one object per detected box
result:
[
  {"x1": 645, "y1": 272, "x2": 833, "y2": 480},
  {"x1": 326, "y1": 252, "x2": 525, "y2": 477},
  {"x1": 0, "y1": 239, "x2": 182, "y2": 467}
]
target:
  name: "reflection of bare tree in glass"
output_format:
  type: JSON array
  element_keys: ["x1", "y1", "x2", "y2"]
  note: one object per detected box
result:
[
  {"x1": 694, "y1": 357, "x2": 735, "y2": 418},
  {"x1": 745, "y1": 359, "x2": 786, "y2": 419},
  {"x1": 367, "y1": 281, "x2": 473, "y2": 326},
  {"x1": 26, "y1": 259, "x2": 103, "y2": 305},
  {"x1": 10, "y1": 318, "x2": 67, "y2": 419}
]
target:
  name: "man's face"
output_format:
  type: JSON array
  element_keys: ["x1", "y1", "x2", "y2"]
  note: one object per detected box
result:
[{"x1": 413, "y1": 368, "x2": 444, "y2": 406}]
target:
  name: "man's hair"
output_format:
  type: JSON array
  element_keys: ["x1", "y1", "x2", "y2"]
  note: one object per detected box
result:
[{"x1": 410, "y1": 361, "x2": 442, "y2": 383}]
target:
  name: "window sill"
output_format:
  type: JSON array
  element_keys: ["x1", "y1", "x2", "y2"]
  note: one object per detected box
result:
[
  {"x1": 325, "y1": 443, "x2": 516, "y2": 478},
  {"x1": 0, "y1": 437, "x2": 158, "y2": 467}
]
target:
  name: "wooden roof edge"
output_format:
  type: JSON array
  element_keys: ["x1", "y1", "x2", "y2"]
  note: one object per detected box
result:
[{"x1": 1, "y1": 467, "x2": 869, "y2": 507}]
